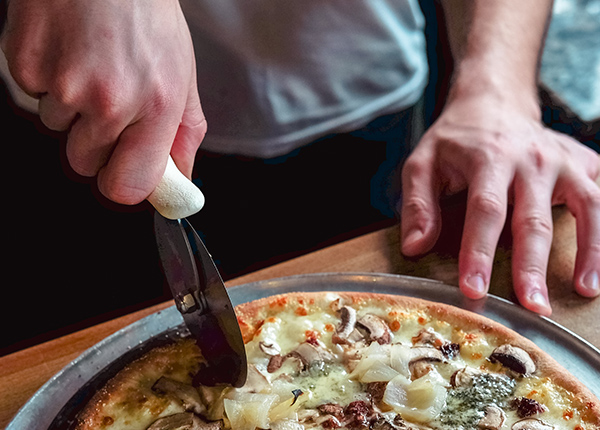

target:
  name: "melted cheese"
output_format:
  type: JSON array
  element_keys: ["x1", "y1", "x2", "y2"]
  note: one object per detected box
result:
[
  {"x1": 235, "y1": 294, "x2": 593, "y2": 430},
  {"x1": 82, "y1": 294, "x2": 597, "y2": 430}
]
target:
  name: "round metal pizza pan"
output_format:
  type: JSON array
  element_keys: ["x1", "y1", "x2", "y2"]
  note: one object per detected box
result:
[{"x1": 7, "y1": 272, "x2": 600, "y2": 430}]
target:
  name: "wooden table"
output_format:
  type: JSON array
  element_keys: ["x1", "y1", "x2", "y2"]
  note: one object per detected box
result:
[{"x1": 1, "y1": 172, "x2": 598, "y2": 429}]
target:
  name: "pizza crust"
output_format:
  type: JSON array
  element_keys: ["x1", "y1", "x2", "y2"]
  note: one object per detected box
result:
[
  {"x1": 77, "y1": 338, "x2": 203, "y2": 430},
  {"x1": 235, "y1": 291, "x2": 600, "y2": 425},
  {"x1": 76, "y1": 291, "x2": 600, "y2": 430}
]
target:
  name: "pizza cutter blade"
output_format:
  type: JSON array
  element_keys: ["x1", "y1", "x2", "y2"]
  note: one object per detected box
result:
[{"x1": 154, "y1": 212, "x2": 248, "y2": 387}]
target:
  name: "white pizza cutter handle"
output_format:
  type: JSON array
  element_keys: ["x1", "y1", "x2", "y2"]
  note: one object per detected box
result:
[{"x1": 147, "y1": 155, "x2": 205, "y2": 220}]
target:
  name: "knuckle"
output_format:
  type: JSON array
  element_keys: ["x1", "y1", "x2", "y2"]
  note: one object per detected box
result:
[
  {"x1": 469, "y1": 191, "x2": 506, "y2": 218},
  {"x1": 401, "y1": 196, "x2": 435, "y2": 229},
  {"x1": 49, "y1": 72, "x2": 81, "y2": 107},
  {"x1": 402, "y1": 195, "x2": 430, "y2": 217},
  {"x1": 588, "y1": 241, "x2": 600, "y2": 254},
  {"x1": 568, "y1": 184, "x2": 600, "y2": 215},
  {"x1": 9, "y1": 56, "x2": 42, "y2": 94},
  {"x1": 516, "y1": 265, "x2": 547, "y2": 284},
  {"x1": 93, "y1": 82, "x2": 128, "y2": 122},
  {"x1": 66, "y1": 151, "x2": 97, "y2": 177},
  {"x1": 460, "y1": 246, "x2": 495, "y2": 263},
  {"x1": 101, "y1": 175, "x2": 148, "y2": 206},
  {"x1": 146, "y1": 80, "x2": 178, "y2": 116},
  {"x1": 515, "y1": 212, "x2": 553, "y2": 237},
  {"x1": 581, "y1": 188, "x2": 600, "y2": 209},
  {"x1": 402, "y1": 156, "x2": 427, "y2": 178}
]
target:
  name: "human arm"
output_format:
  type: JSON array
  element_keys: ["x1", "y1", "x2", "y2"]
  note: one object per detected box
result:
[
  {"x1": 400, "y1": 0, "x2": 600, "y2": 315},
  {"x1": 0, "y1": 0, "x2": 206, "y2": 204}
]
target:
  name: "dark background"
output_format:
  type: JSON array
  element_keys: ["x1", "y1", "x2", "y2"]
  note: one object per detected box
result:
[{"x1": 1, "y1": 1, "x2": 598, "y2": 355}]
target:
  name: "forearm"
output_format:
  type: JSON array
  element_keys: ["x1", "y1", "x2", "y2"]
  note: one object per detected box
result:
[{"x1": 440, "y1": 0, "x2": 553, "y2": 117}]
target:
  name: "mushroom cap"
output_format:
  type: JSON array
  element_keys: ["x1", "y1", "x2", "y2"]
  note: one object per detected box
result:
[
  {"x1": 478, "y1": 405, "x2": 506, "y2": 430},
  {"x1": 152, "y1": 377, "x2": 206, "y2": 415},
  {"x1": 356, "y1": 314, "x2": 392, "y2": 344},
  {"x1": 332, "y1": 306, "x2": 358, "y2": 345},
  {"x1": 489, "y1": 345, "x2": 536, "y2": 375}
]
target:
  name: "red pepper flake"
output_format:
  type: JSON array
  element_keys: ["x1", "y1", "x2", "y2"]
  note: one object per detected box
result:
[
  {"x1": 563, "y1": 409, "x2": 574, "y2": 420},
  {"x1": 324, "y1": 323, "x2": 335, "y2": 332},
  {"x1": 471, "y1": 352, "x2": 483, "y2": 360},
  {"x1": 101, "y1": 416, "x2": 114, "y2": 426},
  {"x1": 270, "y1": 297, "x2": 288, "y2": 308},
  {"x1": 295, "y1": 306, "x2": 308, "y2": 316},
  {"x1": 417, "y1": 316, "x2": 427, "y2": 325},
  {"x1": 389, "y1": 320, "x2": 401, "y2": 332},
  {"x1": 465, "y1": 333, "x2": 477, "y2": 340}
]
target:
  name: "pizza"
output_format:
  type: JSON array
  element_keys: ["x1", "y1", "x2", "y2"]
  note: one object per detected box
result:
[{"x1": 75, "y1": 292, "x2": 600, "y2": 430}]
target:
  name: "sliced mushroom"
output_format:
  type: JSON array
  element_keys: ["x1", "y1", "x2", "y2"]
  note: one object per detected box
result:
[
  {"x1": 511, "y1": 418, "x2": 554, "y2": 430},
  {"x1": 332, "y1": 306, "x2": 358, "y2": 345},
  {"x1": 147, "y1": 413, "x2": 223, "y2": 430},
  {"x1": 407, "y1": 347, "x2": 443, "y2": 380},
  {"x1": 450, "y1": 366, "x2": 483, "y2": 388},
  {"x1": 408, "y1": 347, "x2": 444, "y2": 364},
  {"x1": 267, "y1": 354, "x2": 304, "y2": 374},
  {"x1": 288, "y1": 342, "x2": 335, "y2": 368},
  {"x1": 356, "y1": 314, "x2": 392, "y2": 345},
  {"x1": 412, "y1": 327, "x2": 444, "y2": 347},
  {"x1": 259, "y1": 341, "x2": 281, "y2": 356},
  {"x1": 490, "y1": 345, "x2": 536, "y2": 375},
  {"x1": 478, "y1": 405, "x2": 506, "y2": 430},
  {"x1": 152, "y1": 377, "x2": 206, "y2": 415}
]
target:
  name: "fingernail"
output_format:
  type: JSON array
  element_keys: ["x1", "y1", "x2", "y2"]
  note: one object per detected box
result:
[
  {"x1": 529, "y1": 292, "x2": 551, "y2": 314},
  {"x1": 581, "y1": 271, "x2": 600, "y2": 296},
  {"x1": 465, "y1": 274, "x2": 486, "y2": 295}
]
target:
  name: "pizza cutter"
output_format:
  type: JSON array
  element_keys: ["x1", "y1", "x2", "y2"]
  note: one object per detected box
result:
[{"x1": 148, "y1": 156, "x2": 248, "y2": 388}]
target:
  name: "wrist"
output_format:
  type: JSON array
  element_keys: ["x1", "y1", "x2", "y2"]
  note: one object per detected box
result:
[{"x1": 448, "y1": 58, "x2": 542, "y2": 121}]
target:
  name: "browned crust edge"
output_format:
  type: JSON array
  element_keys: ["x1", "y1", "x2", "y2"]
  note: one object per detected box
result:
[
  {"x1": 76, "y1": 338, "x2": 201, "y2": 430},
  {"x1": 77, "y1": 291, "x2": 600, "y2": 429},
  {"x1": 235, "y1": 291, "x2": 600, "y2": 424}
]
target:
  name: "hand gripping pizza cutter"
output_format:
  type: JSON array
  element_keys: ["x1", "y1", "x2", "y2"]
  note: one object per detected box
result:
[{"x1": 148, "y1": 156, "x2": 248, "y2": 387}]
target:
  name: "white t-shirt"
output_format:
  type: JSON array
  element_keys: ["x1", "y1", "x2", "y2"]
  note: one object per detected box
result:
[
  {"x1": 1, "y1": 0, "x2": 428, "y2": 158},
  {"x1": 181, "y1": 0, "x2": 428, "y2": 158}
]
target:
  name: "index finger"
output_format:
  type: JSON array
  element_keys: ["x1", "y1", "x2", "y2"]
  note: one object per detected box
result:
[{"x1": 97, "y1": 109, "x2": 182, "y2": 205}]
